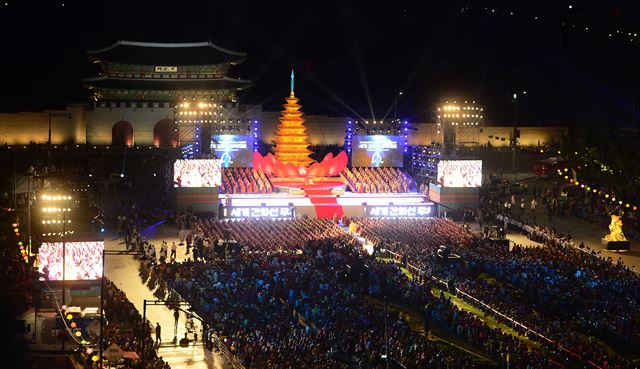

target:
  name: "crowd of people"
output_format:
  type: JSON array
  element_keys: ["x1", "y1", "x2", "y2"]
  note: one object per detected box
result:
[
  {"x1": 146, "y1": 217, "x2": 577, "y2": 368},
  {"x1": 437, "y1": 160, "x2": 482, "y2": 188},
  {"x1": 564, "y1": 184, "x2": 640, "y2": 240},
  {"x1": 343, "y1": 167, "x2": 415, "y2": 193},
  {"x1": 218, "y1": 218, "x2": 343, "y2": 250},
  {"x1": 37, "y1": 241, "x2": 104, "y2": 281},
  {"x1": 494, "y1": 213, "x2": 576, "y2": 248},
  {"x1": 95, "y1": 278, "x2": 170, "y2": 369},
  {"x1": 159, "y1": 228, "x2": 475, "y2": 368},
  {"x1": 353, "y1": 218, "x2": 639, "y2": 368},
  {"x1": 173, "y1": 159, "x2": 222, "y2": 188},
  {"x1": 0, "y1": 243, "x2": 34, "y2": 317},
  {"x1": 220, "y1": 168, "x2": 273, "y2": 194}
]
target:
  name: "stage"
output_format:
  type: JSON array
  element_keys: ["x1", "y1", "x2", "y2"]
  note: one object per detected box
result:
[
  {"x1": 223, "y1": 191, "x2": 427, "y2": 206},
  {"x1": 220, "y1": 190, "x2": 433, "y2": 219}
]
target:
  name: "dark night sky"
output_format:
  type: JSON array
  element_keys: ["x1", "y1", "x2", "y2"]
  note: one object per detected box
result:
[{"x1": 0, "y1": 0, "x2": 638, "y2": 125}]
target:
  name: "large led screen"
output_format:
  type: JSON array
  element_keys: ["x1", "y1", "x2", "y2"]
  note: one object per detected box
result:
[
  {"x1": 351, "y1": 135, "x2": 403, "y2": 167},
  {"x1": 173, "y1": 159, "x2": 222, "y2": 187},
  {"x1": 38, "y1": 241, "x2": 104, "y2": 281},
  {"x1": 210, "y1": 135, "x2": 254, "y2": 168},
  {"x1": 437, "y1": 160, "x2": 482, "y2": 187}
]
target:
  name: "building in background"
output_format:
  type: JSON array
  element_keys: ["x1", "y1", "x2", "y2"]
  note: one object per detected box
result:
[
  {"x1": 0, "y1": 40, "x2": 566, "y2": 150},
  {"x1": 82, "y1": 40, "x2": 260, "y2": 153}
]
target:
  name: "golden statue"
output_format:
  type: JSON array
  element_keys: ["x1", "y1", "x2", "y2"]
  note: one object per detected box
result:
[{"x1": 604, "y1": 214, "x2": 626, "y2": 242}]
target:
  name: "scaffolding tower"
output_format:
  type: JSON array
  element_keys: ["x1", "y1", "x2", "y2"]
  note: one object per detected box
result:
[{"x1": 436, "y1": 99, "x2": 484, "y2": 158}]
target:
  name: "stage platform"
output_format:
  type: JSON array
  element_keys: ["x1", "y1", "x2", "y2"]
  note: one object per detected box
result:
[
  {"x1": 220, "y1": 191, "x2": 433, "y2": 219},
  {"x1": 221, "y1": 191, "x2": 428, "y2": 207}
]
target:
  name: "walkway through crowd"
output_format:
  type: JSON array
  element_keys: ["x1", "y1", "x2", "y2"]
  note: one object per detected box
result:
[{"x1": 103, "y1": 231, "x2": 229, "y2": 369}]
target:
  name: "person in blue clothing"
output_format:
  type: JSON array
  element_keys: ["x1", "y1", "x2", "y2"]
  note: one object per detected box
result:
[
  {"x1": 221, "y1": 152, "x2": 232, "y2": 168},
  {"x1": 371, "y1": 152, "x2": 382, "y2": 167}
]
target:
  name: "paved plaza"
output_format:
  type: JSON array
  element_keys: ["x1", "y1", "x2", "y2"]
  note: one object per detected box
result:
[
  {"x1": 492, "y1": 204, "x2": 640, "y2": 272},
  {"x1": 104, "y1": 225, "x2": 229, "y2": 369}
]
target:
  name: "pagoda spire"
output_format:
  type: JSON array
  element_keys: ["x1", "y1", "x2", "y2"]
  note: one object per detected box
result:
[{"x1": 290, "y1": 69, "x2": 295, "y2": 95}]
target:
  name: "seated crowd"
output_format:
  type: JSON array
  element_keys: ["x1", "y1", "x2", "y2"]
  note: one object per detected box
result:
[
  {"x1": 353, "y1": 218, "x2": 639, "y2": 369},
  {"x1": 220, "y1": 168, "x2": 273, "y2": 194},
  {"x1": 154, "y1": 218, "x2": 565, "y2": 369},
  {"x1": 192, "y1": 218, "x2": 344, "y2": 251},
  {"x1": 343, "y1": 167, "x2": 415, "y2": 193}
]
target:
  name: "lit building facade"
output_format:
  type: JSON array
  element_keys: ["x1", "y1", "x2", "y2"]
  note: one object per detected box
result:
[{"x1": 82, "y1": 40, "x2": 260, "y2": 151}]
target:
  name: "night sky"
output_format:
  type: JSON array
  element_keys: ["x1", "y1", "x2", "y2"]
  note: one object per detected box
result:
[{"x1": 0, "y1": 0, "x2": 638, "y2": 125}]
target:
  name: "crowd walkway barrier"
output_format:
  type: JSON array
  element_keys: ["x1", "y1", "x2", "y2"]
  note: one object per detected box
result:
[{"x1": 145, "y1": 263, "x2": 246, "y2": 369}]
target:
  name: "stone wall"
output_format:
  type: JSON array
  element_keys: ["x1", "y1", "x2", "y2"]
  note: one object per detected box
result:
[
  {"x1": 0, "y1": 104, "x2": 85, "y2": 145},
  {"x1": 0, "y1": 105, "x2": 568, "y2": 148},
  {"x1": 85, "y1": 106, "x2": 174, "y2": 146}
]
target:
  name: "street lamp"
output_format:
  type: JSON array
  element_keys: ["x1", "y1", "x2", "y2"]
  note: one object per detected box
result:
[
  {"x1": 394, "y1": 91, "x2": 403, "y2": 120},
  {"x1": 511, "y1": 91, "x2": 526, "y2": 182}
]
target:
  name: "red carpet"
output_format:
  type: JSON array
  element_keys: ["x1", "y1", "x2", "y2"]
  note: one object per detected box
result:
[{"x1": 304, "y1": 189, "x2": 343, "y2": 219}]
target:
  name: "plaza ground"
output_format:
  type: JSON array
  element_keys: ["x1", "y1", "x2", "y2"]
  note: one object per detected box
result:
[
  {"x1": 101, "y1": 193, "x2": 640, "y2": 369},
  {"x1": 479, "y1": 174, "x2": 640, "y2": 271},
  {"x1": 103, "y1": 225, "x2": 230, "y2": 369}
]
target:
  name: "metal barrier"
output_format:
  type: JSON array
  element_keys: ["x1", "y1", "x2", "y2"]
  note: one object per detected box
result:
[
  {"x1": 169, "y1": 289, "x2": 245, "y2": 369},
  {"x1": 145, "y1": 265, "x2": 246, "y2": 369}
]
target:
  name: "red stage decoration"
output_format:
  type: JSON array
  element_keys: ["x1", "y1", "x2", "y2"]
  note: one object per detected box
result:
[
  {"x1": 273, "y1": 71, "x2": 313, "y2": 167},
  {"x1": 252, "y1": 152, "x2": 263, "y2": 171},
  {"x1": 307, "y1": 162, "x2": 322, "y2": 177},
  {"x1": 335, "y1": 151, "x2": 348, "y2": 169},
  {"x1": 255, "y1": 151, "x2": 348, "y2": 178},
  {"x1": 285, "y1": 163, "x2": 299, "y2": 177},
  {"x1": 274, "y1": 160, "x2": 286, "y2": 177}
]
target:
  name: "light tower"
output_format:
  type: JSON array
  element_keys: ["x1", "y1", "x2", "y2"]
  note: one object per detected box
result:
[{"x1": 436, "y1": 99, "x2": 483, "y2": 158}]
